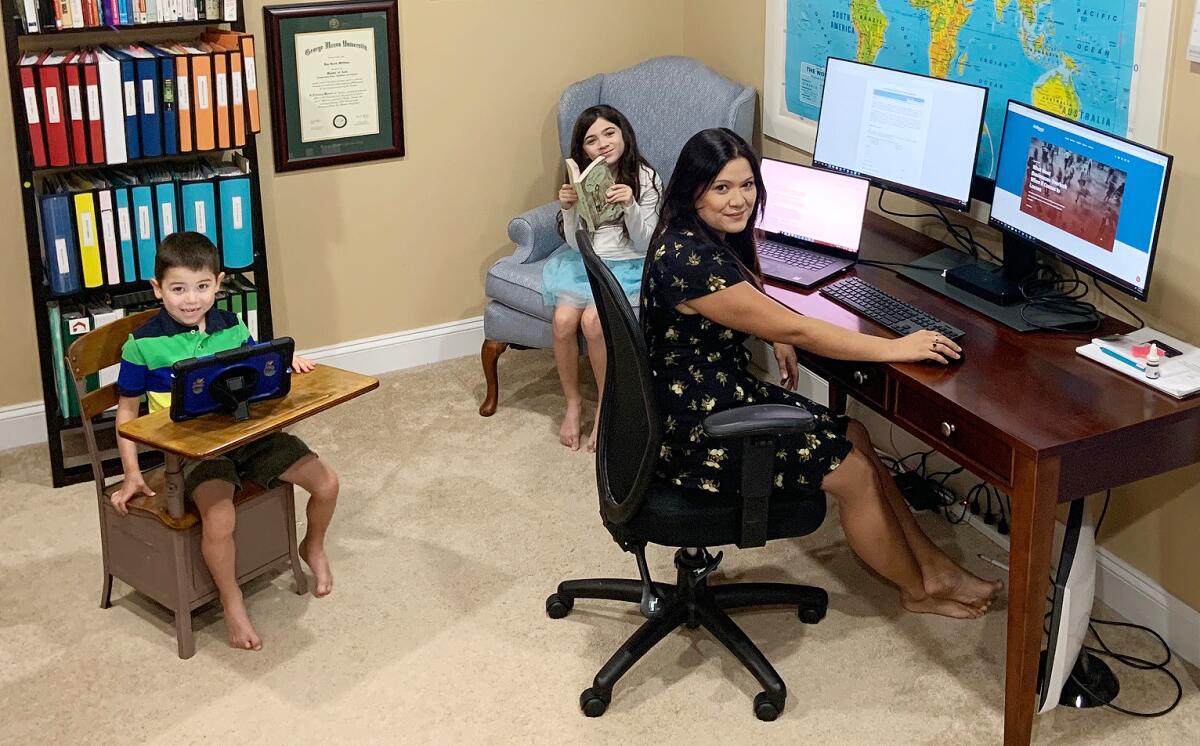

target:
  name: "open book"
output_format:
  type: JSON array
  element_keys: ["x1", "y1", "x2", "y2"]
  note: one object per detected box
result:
[{"x1": 566, "y1": 156, "x2": 624, "y2": 232}]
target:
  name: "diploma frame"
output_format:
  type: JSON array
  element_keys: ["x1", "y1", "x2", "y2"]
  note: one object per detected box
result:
[{"x1": 264, "y1": 0, "x2": 404, "y2": 172}]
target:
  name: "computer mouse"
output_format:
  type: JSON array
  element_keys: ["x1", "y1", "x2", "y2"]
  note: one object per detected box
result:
[{"x1": 946, "y1": 347, "x2": 964, "y2": 364}]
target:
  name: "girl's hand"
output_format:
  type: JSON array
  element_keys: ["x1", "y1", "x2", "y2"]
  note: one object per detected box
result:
[
  {"x1": 890, "y1": 330, "x2": 961, "y2": 364},
  {"x1": 110, "y1": 472, "x2": 154, "y2": 515},
  {"x1": 558, "y1": 184, "x2": 578, "y2": 211},
  {"x1": 606, "y1": 184, "x2": 634, "y2": 207},
  {"x1": 774, "y1": 343, "x2": 799, "y2": 390},
  {"x1": 292, "y1": 354, "x2": 316, "y2": 374}
]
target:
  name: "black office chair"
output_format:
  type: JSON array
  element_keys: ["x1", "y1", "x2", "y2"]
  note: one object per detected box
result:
[{"x1": 546, "y1": 231, "x2": 830, "y2": 721}]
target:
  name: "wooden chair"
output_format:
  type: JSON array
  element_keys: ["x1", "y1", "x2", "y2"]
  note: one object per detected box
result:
[{"x1": 66, "y1": 310, "x2": 307, "y2": 658}]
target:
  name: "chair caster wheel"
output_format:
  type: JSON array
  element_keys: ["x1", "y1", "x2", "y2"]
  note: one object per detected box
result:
[
  {"x1": 754, "y1": 691, "x2": 782, "y2": 721},
  {"x1": 580, "y1": 687, "x2": 609, "y2": 717},
  {"x1": 546, "y1": 594, "x2": 574, "y2": 619},
  {"x1": 798, "y1": 605, "x2": 825, "y2": 624}
]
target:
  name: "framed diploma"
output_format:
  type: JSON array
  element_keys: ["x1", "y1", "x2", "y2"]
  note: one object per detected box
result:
[{"x1": 264, "y1": 1, "x2": 404, "y2": 172}]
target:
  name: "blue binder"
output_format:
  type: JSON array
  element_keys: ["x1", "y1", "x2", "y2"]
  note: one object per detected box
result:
[
  {"x1": 149, "y1": 48, "x2": 177, "y2": 156},
  {"x1": 131, "y1": 185, "x2": 156, "y2": 280},
  {"x1": 39, "y1": 193, "x2": 83, "y2": 295},
  {"x1": 181, "y1": 180, "x2": 217, "y2": 246},
  {"x1": 218, "y1": 177, "x2": 253, "y2": 269},
  {"x1": 155, "y1": 182, "x2": 178, "y2": 242},
  {"x1": 117, "y1": 0, "x2": 130, "y2": 27},
  {"x1": 113, "y1": 187, "x2": 137, "y2": 283},
  {"x1": 103, "y1": 47, "x2": 140, "y2": 160},
  {"x1": 133, "y1": 52, "x2": 162, "y2": 158}
]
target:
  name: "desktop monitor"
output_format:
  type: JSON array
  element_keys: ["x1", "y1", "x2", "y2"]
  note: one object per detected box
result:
[
  {"x1": 989, "y1": 100, "x2": 1173, "y2": 301},
  {"x1": 812, "y1": 57, "x2": 987, "y2": 210},
  {"x1": 758, "y1": 158, "x2": 870, "y2": 255}
]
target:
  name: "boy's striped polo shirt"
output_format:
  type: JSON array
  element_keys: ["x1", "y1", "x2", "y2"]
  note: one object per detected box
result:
[{"x1": 117, "y1": 308, "x2": 253, "y2": 413}]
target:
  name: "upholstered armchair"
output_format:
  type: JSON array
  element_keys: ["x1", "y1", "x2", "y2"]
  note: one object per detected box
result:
[{"x1": 479, "y1": 56, "x2": 756, "y2": 416}]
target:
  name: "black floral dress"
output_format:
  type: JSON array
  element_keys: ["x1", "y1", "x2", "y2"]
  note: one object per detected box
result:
[{"x1": 640, "y1": 228, "x2": 852, "y2": 496}]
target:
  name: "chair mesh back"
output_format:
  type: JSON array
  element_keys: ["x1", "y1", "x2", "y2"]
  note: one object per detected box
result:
[{"x1": 577, "y1": 231, "x2": 660, "y2": 527}]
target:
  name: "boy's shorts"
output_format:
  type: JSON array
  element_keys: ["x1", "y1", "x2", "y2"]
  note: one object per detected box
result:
[{"x1": 182, "y1": 432, "x2": 314, "y2": 499}]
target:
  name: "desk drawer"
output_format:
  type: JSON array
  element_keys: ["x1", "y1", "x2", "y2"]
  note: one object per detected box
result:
[
  {"x1": 820, "y1": 360, "x2": 889, "y2": 411},
  {"x1": 893, "y1": 381, "x2": 1014, "y2": 485}
]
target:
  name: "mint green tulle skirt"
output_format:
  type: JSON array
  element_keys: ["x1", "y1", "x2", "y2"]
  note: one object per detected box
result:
[{"x1": 541, "y1": 249, "x2": 644, "y2": 309}]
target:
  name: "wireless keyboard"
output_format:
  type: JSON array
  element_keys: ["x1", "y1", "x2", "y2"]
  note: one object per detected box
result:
[{"x1": 819, "y1": 276, "x2": 965, "y2": 340}]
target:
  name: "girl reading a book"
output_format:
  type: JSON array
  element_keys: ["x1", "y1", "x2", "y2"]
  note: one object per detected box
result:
[{"x1": 543, "y1": 105, "x2": 662, "y2": 452}]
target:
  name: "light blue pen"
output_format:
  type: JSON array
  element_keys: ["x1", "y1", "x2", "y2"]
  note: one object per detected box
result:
[{"x1": 1099, "y1": 346, "x2": 1145, "y2": 371}]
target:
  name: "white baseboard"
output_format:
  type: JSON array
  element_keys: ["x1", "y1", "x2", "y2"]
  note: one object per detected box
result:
[{"x1": 0, "y1": 316, "x2": 485, "y2": 453}]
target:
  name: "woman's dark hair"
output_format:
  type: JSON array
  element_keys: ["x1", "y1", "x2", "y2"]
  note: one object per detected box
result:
[
  {"x1": 649, "y1": 128, "x2": 765, "y2": 281},
  {"x1": 557, "y1": 105, "x2": 657, "y2": 239}
]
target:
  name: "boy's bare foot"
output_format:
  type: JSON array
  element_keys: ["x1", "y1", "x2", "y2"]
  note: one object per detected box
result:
[
  {"x1": 300, "y1": 538, "x2": 334, "y2": 597},
  {"x1": 901, "y1": 590, "x2": 985, "y2": 620},
  {"x1": 924, "y1": 562, "x2": 1003, "y2": 608},
  {"x1": 559, "y1": 400, "x2": 582, "y2": 451},
  {"x1": 222, "y1": 593, "x2": 262, "y2": 650}
]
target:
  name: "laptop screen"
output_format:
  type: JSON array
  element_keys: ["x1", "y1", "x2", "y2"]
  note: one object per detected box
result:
[{"x1": 758, "y1": 159, "x2": 870, "y2": 255}]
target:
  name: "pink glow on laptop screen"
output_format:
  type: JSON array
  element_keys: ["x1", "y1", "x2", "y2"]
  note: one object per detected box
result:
[{"x1": 758, "y1": 160, "x2": 869, "y2": 254}]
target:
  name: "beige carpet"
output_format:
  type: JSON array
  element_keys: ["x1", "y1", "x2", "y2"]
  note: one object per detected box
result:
[{"x1": 1, "y1": 350, "x2": 1197, "y2": 745}]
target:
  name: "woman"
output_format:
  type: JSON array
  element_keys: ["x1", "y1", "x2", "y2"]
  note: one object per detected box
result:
[{"x1": 640, "y1": 128, "x2": 1000, "y2": 618}]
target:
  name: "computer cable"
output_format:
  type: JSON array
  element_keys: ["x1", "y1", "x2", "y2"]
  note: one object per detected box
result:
[
  {"x1": 875, "y1": 189, "x2": 989, "y2": 261},
  {"x1": 1017, "y1": 264, "x2": 1103, "y2": 333},
  {"x1": 1093, "y1": 278, "x2": 1147, "y2": 332}
]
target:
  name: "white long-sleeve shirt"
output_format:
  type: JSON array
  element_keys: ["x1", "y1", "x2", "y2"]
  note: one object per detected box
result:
[{"x1": 563, "y1": 164, "x2": 662, "y2": 261}]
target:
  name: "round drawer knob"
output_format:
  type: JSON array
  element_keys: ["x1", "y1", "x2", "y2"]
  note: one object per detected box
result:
[
  {"x1": 852, "y1": 371, "x2": 868, "y2": 385},
  {"x1": 940, "y1": 422, "x2": 956, "y2": 438}
]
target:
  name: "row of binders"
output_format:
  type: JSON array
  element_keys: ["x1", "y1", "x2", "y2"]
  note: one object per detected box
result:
[
  {"x1": 39, "y1": 156, "x2": 256, "y2": 295},
  {"x1": 16, "y1": 0, "x2": 238, "y2": 34},
  {"x1": 48, "y1": 274, "x2": 261, "y2": 419},
  {"x1": 17, "y1": 29, "x2": 260, "y2": 168}
]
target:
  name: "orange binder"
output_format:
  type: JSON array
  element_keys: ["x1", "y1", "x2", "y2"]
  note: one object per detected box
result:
[
  {"x1": 185, "y1": 44, "x2": 215, "y2": 152},
  {"x1": 227, "y1": 49, "x2": 245, "y2": 147},
  {"x1": 203, "y1": 29, "x2": 260, "y2": 133},
  {"x1": 207, "y1": 44, "x2": 231, "y2": 149}
]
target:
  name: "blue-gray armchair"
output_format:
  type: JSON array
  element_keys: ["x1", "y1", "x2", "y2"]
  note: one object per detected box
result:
[{"x1": 479, "y1": 56, "x2": 756, "y2": 415}]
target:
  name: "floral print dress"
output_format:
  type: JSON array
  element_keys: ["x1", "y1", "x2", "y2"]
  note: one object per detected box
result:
[{"x1": 640, "y1": 228, "x2": 852, "y2": 496}]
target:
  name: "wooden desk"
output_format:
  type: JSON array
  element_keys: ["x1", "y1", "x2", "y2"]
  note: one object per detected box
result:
[
  {"x1": 119, "y1": 365, "x2": 379, "y2": 518},
  {"x1": 768, "y1": 212, "x2": 1200, "y2": 745}
]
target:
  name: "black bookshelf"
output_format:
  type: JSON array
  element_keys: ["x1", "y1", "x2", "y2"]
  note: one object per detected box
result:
[{"x1": 4, "y1": 0, "x2": 276, "y2": 487}]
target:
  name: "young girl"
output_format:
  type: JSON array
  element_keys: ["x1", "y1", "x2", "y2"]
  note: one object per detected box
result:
[{"x1": 542, "y1": 105, "x2": 662, "y2": 452}]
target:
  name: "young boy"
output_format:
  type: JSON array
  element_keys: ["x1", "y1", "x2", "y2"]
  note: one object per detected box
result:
[{"x1": 111, "y1": 232, "x2": 339, "y2": 652}]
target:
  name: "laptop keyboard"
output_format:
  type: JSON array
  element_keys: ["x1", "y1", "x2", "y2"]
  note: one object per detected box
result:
[
  {"x1": 820, "y1": 277, "x2": 965, "y2": 341},
  {"x1": 757, "y1": 239, "x2": 839, "y2": 271}
]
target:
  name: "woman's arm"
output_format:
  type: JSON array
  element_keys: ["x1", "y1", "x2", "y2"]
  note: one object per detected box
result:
[
  {"x1": 623, "y1": 168, "x2": 662, "y2": 253},
  {"x1": 684, "y1": 281, "x2": 958, "y2": 364}
]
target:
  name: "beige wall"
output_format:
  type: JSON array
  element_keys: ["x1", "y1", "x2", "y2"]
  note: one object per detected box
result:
[
  {"x1": 0, "y1": 0, "x2": 685, "y2": 407},
  {"x1": 683, "y1": 0, "x2": 1200, "y2": 611}
]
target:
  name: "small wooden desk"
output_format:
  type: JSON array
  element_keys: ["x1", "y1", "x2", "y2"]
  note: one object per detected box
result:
[
  {"x1": 768, "y1": 212, "x2": 1200, "y2": 745},
  {"x1": 119, "y1": 365, "x2": 379, "y2": 518}
]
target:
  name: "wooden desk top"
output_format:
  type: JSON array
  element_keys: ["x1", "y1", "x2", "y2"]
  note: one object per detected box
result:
[
  {"x1": 770, "y1": 212, "x2": 1200, "y2": 464},
  {"x1": 118, "y1": 364, "x2": 379, "y2": 460}
]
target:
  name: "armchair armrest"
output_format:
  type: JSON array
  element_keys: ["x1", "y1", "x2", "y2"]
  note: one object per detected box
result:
[
  {"x1": 703, "y1": 404, "x2": 818, "y2": 549},
  {"x1": 507, "y1": 201, "x2": 567, "y2": 264}
]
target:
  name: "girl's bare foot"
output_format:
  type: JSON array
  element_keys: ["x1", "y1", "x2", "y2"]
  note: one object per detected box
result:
[
  {"x1": 924, "y1": 561, "x2": 1003, "y2": 608},
  {"x1": 901, "y1": 590, "x2": 985, "y2": 620},
  {"x1": 300, "y1": 538, "x2": 334, "y2": 597},
  {"x1": 559, "y1": 400, "x2": 582, "y2": 450},
  {"x1": 586, "y1": 421, "x2": 599, "y2": 453},
  {"x1": 221, "y1": 593, "x2": 262, "y2": 650}
]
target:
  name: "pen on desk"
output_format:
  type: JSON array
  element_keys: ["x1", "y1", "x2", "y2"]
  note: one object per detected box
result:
[{"x1": 1099, "y1": 346, "x2": 1145, "y2": 371}]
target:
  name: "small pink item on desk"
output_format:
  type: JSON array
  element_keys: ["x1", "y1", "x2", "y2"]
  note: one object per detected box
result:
[{"x1": 1130, "y1": 343, "x2": 1152, "y2": 358}]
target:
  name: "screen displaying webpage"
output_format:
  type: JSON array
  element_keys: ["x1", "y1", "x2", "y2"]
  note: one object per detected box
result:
[
  {"x1": 758, "y1": 159, "x2": 869, "y2": 253},
  {"x1": 990, "y1": 102, "x2": 1170, "y2": 296},
  {"x1": 813, "y1": 58, "x2": 986, "y2": 207}
]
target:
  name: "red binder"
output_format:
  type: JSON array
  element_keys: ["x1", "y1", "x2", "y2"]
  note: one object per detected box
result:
[
  {"x1": 38, "y1": 50, "x2": 72, "y2": 168},
  {"x1": 82, "y1": 50, "x2": 106, "y2": 165},
  {"x1": 18, "y1": 53, "x2": 47, "y2": 168},
  {"x1": 64, "y1": 51, "x2": 89, "y2": 166}
]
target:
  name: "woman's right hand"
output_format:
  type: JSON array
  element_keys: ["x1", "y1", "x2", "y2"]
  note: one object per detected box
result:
[
  {"x1": 558, "y1": 184, "x2": 578, "y2": 211},
  {"x1": 110, "y1": 472, "x2": 155, "y2": 515},
  {"x1": 891, "y1": 329, "x2": 962, "y2": 364}
]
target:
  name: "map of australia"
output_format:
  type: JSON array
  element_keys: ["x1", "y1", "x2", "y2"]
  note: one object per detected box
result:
[{"x1": 784, "y1": 0, "x2": 1140, "y2": 179}]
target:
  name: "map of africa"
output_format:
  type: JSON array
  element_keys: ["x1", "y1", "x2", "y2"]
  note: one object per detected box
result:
[{"x1": 783, "y1": 0, "x2": 1141, "y2": 179}]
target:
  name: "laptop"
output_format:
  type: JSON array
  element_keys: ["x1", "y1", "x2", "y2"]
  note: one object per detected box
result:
[
  {"x1": 170, "y1": 337, "x2": 295, "y2": 422},
  {"x1": 756, "y1": 158, "x2": 870, "y2": 287}
]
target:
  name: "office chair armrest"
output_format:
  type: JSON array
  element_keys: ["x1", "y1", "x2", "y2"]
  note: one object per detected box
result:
[
  {"x1": 507, "y1": 201, "x2": 566, "y2": 264},
  {"x1": 702, "y1": 404, "x2": 816, "y2": 439},
  {"x1": 703, "y1": 405, "x2": 817, "y2": 550}
]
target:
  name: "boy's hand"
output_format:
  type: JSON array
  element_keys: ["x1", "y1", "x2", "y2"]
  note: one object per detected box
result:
[
  {"x1": 110, "y1": 472, "x2": 155, "y2": 515},
  {"x1": 606, "y1": 184, "x2": 634, "y2": 207},
  {"x1": 558, "y1": 184, "x2": 578, "y2": 211},
  {"x1": 292, "y1": 354, "x2": 316, "y2": 374}
]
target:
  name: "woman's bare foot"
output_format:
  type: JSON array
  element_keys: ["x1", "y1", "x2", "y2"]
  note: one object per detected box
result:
[
  {"x1": 924, "y1": 561, "x2": 1003, "y2": 608},
  {"x1": 221, "y1": 593, "x2": 262, "y2": 650},
  {"x1": 559, "y1": 400, "x2": 582, "y2": 450},
  {"x1": 300, "y1": 538, "x2": 334, "y2": 598},
  {"x1": 901, "y1": 590, "x2": 985, "y2": 620}
]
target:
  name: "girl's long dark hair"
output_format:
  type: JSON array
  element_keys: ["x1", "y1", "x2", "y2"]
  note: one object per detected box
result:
[{"x1": 649, "y1": 128, "x2": 765, "y2": 282}]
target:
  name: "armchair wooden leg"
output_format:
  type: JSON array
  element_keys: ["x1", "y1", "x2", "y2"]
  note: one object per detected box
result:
[{"x1": 479, "y1": 340, "x2": 509, "y2": 416}]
